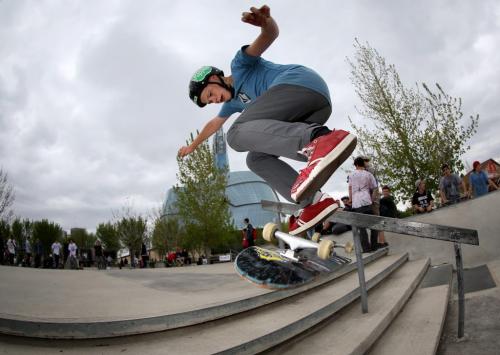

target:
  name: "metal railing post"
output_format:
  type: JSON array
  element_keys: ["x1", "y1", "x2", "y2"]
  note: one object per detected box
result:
[
  {"x1": 352, "y1": 226, "x2": 368, "y2": 313},
  {"x1": 454, "y1": 242, "x2": 465, "y2": 338}
]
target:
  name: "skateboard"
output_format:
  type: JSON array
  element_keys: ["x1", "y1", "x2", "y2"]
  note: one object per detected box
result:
[{"x1": 234, "y1": 223, "x2": 353, "y2": 289}]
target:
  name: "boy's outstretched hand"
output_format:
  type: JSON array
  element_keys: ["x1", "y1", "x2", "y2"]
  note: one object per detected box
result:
[{"x1": 241, "y1": 5, "x2": 271, "y2": 27}]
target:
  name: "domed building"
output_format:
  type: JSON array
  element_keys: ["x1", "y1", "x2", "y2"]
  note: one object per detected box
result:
[{"x1": 163, "y1": 128, "x2": 281, "y2": 228}]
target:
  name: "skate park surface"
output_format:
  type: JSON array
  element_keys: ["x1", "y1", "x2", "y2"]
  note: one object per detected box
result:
[{"x1": 0, "y1": 191, "x2": 498, "y2": 354}]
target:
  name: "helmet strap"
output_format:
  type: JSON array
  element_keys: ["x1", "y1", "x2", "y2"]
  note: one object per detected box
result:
[{"x1": 207, "y1": 80, "x2": 235, "y2": 99}]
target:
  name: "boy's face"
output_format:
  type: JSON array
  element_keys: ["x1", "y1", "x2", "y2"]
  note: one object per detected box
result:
[
  {"x1": 382, "y1": 188, "x2": 390, "y2": 198},
  {"x1": 200, "y1": 75, "x2": 232, "y2": 105}
]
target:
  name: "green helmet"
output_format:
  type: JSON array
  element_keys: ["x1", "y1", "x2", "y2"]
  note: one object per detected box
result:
[{"x1": 189, "y1": 66, "x2": 226, "y2": 107}]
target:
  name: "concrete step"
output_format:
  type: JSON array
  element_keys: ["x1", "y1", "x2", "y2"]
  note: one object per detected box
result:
[
  {"x1": 0, "y1": 249, "x2": 388, "y2": 339},
  {"x1": 369, "y1": 264, "x2": 453, "y2": 355},
  {"x1": 267, "y1": 257, "x2": 430, "y2": 355},
  {"x1": 0, "y1": 253, "x2": 408, "y2": 354}
]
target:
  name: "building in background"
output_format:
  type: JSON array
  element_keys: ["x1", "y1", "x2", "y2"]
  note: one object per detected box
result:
[{"x1": 163, "y1": 128, "x2": 281, "y2": 228}]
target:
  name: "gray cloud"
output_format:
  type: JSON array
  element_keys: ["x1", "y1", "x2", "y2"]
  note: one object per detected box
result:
[{"x1": 1, "y1": 0, "x2": 499, "y2": 231}]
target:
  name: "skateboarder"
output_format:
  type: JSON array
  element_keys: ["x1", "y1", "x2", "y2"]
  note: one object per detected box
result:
[{"x1": 178, "y1": 5, "x2": 356, "y2": 234}]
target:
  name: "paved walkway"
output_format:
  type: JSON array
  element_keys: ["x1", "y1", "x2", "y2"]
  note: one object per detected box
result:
[{"x1": 0, "y1": 262, "x2": 269, "y2": 322}]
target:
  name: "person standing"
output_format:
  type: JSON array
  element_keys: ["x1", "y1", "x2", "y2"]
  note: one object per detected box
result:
[
  {"x1": 24, "y1": 237, "x2": 32, "y2": 267},
  {"x1": 349, "y1": 157, "x2": 378, "y2": 252},
  {"x1": 34, "y1": 239, "x2": 43, "y2": 268},
  {"x1": 439, "y1": 164, "x2": 468, "y2": 205},
  {"x1": 243, "y1": 218, "x2": 255, "y2": 248},
  {"x1": 68, "y1": 239, "x2": 78, "y2": 269},
  {"x1": 94, "y1": 240, "x2": 104, "y2": 269},
  {"x1": 378, "y1": 185, "x2": 398, "y2": 248},
  {"x1": 51, "y1": 240, "x2": 62, "y2": 269},
  {"x1": 6, "y1": 236, "x2": 16, "y2": 266},
  {"x1": 469, "y1": 161, "x2": 498, "y2": 198}
]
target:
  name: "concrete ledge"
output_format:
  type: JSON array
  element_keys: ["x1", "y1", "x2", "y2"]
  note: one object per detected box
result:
[
  {"x1": 268, "y1": 257, "x2": 429, "y2": 355},
  {"x1": 0, "y1": 249, "x2": 388, "y2": 339},
  {"x1": 370, "y1": 264, "x2": 452, "y2": 355}
]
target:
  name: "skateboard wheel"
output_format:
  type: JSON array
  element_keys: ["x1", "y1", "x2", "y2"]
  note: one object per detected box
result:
[
  {"x1": 317, "y1": 239, "x2": 334, "y2": 260},
  {"x1": 263, "y1": 222, "x2": 278, "y2": 244},
  {"x1": 311, "y1": 232, "x2": 321, "y2": 243},
  {"x1": 344, "y1": 241, "x2": 354, "y2": 254}
]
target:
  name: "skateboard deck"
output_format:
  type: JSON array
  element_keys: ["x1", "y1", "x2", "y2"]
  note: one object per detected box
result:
[{"x1": 234, "y1": 245, "x2": 351, "y2": 289}]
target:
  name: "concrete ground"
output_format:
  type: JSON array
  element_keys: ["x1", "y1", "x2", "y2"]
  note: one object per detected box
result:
[
  {"x1": 0, "y1": 262, "x2": 268, "y2": 322},
  {"x1": 437, "y1": 259, "x2": 500, "y2": 355}
]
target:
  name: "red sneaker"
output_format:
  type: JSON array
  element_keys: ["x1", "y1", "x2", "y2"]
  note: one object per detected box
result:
[
  {"x1": 289, "y1": 194, "x2": 339, "y2": 235},
  {"x1": 290, "y1": 130, "x2": 357, "y2": 202}
]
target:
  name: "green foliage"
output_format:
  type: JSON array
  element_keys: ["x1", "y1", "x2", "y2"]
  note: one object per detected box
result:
[
  {"x1": 32, "y1": 219, "x2": 63, "y2": 256},
  {"x1": 96, "y1": 222, "x2": 121, "y2": 252},
  {"x1": 347, "y1": 39, "x2": 479, "y2": 202},
  {"x1": 0, "y1": 168, "x2": 15, "y2": 221},
  {"x1": 0, "y1": 219, "x2": 10, "y2": 240},
  {"x1": 70, "y1": 228, "x2": 96, "y2": 250},
  {"x1": 151, "y1": 216, "x2": 182, "y2": 257},
  {"x1": 11, "y1": 218, "x2": 24, "y2": 248},
  {"x1": 175, "y1": 133, "x2": 233, "y2": 255},
  {"x1": 115, "y1": 215, "x2": 147, "y2": 259}
]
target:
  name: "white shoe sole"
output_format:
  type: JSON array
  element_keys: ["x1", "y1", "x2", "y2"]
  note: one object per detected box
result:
[{"x1": 289, "y1": 202, "x2": 339, "y2": 236}]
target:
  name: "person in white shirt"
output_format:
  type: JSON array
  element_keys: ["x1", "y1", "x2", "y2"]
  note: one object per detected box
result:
[
  {"x1": 6, "y1": 237, "x2": 16, "y2": 265},
  {"x1": 349, "y1": 156, "x2": 378, "y2": 253},
  {"x1": 51, "y1": 241, "x2": 62, "y2": 269},
  {"x1": 68, "y1": 240, "x2": 78, "y2": 269}
]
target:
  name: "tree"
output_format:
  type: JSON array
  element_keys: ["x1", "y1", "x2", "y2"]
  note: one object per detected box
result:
[
  {"x1": 115, "y1": 215, "x2": 147, "y2": 266},
  {"x1": 151, "y1": 215, "x2": 182, "y2": 258},
  {"x1": 347, "y1": 39, "x2": 479, "y2": 201},
  {"x1": 96, "y1": 222, "x2": 120, "y2": 252},
  {"x1": 175, "y1": 133, "x2": 233, "y2": 256},
  {"x1": 70, "y1": 228, "x2": 96, "y2": 250},
  {"x1": 0, "y1": 169, "x2": 14, "y2": 221},
  {"x1": 10, "y1": 218, "x2": 24, "y2": 256},
  {"x1": 32, "y1": 219, "x2": 63, "y2": 256}
]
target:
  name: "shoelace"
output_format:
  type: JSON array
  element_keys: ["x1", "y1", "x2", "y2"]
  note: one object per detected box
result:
[{"x1": 297, "y1": 143, "x2": 315, "y2": 160}]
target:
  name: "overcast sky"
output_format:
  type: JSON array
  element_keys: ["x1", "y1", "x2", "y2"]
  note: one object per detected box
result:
[{"x1": 1, "y1": 0, "x2": 499, "y2": 232}]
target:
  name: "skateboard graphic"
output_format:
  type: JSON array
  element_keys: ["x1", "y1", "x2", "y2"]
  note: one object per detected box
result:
[{"x1": 235, "y1": 222, "x2": 353, "y2": 289}]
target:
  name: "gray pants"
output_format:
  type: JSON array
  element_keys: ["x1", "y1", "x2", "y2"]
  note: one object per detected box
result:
[{"x1": 226, "y1": 84, "x2": 331, "y2": 204}]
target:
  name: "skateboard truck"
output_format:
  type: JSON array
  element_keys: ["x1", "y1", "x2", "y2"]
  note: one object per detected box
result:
[
  {"x1": 311, "y1": 233, "x2": 354, "y2": 254},
  {"x1": 262, "y1": 222, "x2": 351, "y2": 260}
]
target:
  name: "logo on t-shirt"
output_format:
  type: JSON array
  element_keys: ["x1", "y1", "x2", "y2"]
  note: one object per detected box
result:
[{"x1": 238, "y1": 92, "x2": 251, "y2": 104}]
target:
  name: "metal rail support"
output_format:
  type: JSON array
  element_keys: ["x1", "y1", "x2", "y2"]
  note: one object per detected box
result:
[
  {"x1": 352, "y1": 227, "x2": 368, "y2": 313},
  {"x1": 454, "y1": 242, "x2": 465, "y2": 338}
]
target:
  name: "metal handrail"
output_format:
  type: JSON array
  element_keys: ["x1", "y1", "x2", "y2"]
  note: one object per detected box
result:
[{"x1": 261, "y1": 200, "x2": 479, "y2": 339}]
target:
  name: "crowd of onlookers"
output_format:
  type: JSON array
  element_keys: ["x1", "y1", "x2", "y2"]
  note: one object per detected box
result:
[{"x1": 316, "y1": 157, "x2": 498, "y2": 253}]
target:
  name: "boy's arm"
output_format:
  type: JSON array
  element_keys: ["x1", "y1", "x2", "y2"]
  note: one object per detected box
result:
[
  {"x1": 242, "y1": 5, "x2": 279, "y2": 57},
  {"x1": 178, "y1": 116, "x2": 226, "y2": 157}
]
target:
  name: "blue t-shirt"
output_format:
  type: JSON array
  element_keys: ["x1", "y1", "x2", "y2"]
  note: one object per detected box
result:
[
  {"x1": 218, "y1": 45, "x2": 331, "y2": 118},
  {"x1": 469, "y1": 170, "x2": 489, "y2": 197}
]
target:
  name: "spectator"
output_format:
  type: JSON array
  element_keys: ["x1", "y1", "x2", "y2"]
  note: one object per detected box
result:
[
  {"x1": 50, "y1": 240, "x2": 62, "y2": 269},
  {"x1": 322, "y1": 196, "x2": 352, "y2": 235},
  {"x1": 182, "y1": 249, "x2": 191, "y2": 265},
  {"x1": 24, "y1": 237, "x2": 32, "y2": 267},
  {"x1": 412, "y1": 179, "x2": 434, "y2": 213},
  {"x1": 67, "y1": 239, "x2": 78, "y2": 269},
  {"x1": 469, "y1": 161, "x2": 498, "y2": 198},
  {"x1": 6, "y1": 236, "x2": 16, "y2": 265},
  {"x1": 243, "y1": 218, "x2": 255, "y2": 248},
  {"x1": 349, "y1": 157, "x2": 379, "y2": 252},
  {"x1": 439, "y1": 163, "x2": 468, "y2": 205},
  {"x1": 94, "y1": 239, "x2": 104, "y2": 269},
  {"x1": 0, "y1": 233, "x2": 4, "y2": 265},
  {"x1": 378, "y1": 185, "x2": 397, "y2": 248},
  {"x1": 362, "y1": 156, "x2": 381, "y2": 219},
  {"x1": 141, "y1": 243, "x2": 149, "y2": 268},
  {"x1": 34, "y1": 239, "x2": 43, "y2": 268}
]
